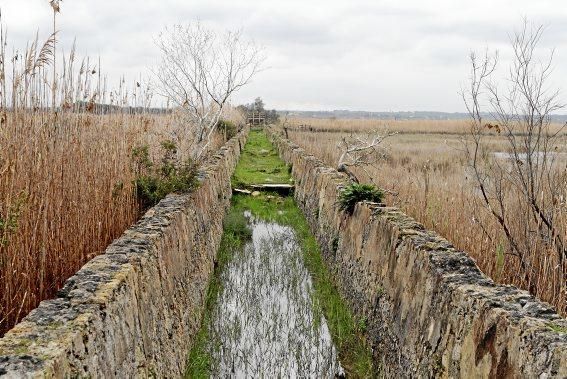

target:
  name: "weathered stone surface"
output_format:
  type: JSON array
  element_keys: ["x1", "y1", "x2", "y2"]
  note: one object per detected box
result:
[
  {"x1": 0, "y1": 127, "x2": 249, "y2": 378},
  {"x1": 267, "y1": 127, "x2": 567, "y2": 378}
]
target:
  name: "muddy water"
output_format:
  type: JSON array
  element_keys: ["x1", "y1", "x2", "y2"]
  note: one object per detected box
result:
[{"x1": 206, "y1": 213, "x2": 343, "y2": 378}]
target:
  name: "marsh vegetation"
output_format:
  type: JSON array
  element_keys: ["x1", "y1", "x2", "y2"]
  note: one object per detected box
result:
[
  {"x1": 0, "y1": 10, "x2": 247, "y2": 336},
  {"x1": 286, "y1": 120, "x2": 567, "y2": 315}
]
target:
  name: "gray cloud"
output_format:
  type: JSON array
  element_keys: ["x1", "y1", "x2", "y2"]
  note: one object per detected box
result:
[{"x1": 3, "y1": 0, "x2": 567, "y2": 112}]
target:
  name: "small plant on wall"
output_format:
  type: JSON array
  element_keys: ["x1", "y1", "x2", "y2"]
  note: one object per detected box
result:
[
  {"x1": 338, "y1": 183, "x2": 384, "y2": 214},
  {"x1": 131, "y1": 140, "x2": 199, "y2": 209}
]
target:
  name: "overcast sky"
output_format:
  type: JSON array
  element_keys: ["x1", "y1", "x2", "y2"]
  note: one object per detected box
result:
[{"x1": 2, "y1": 0, "x2": 567, "y2": 112}]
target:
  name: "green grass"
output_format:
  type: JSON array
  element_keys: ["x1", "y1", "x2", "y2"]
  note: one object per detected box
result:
[
  {"x1": 231, "y1": 128, "x2": 292, "y2": 188},
  {"x1": 547, "y1": 322, "x2": 567, "y2": 334}
]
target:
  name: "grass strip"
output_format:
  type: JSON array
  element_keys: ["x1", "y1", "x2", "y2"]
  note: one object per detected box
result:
[{"x1": 231, "y1": 128, "x2": 292, "y2": 188}]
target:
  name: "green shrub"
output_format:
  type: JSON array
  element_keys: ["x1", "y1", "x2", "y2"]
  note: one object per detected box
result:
[
  {"x1": 338, "y1": 183, "x2": 384, "y2": 214},
  {"x1": 216, "y1": 119, "x2": 237, "y2": 140},
  {"x1": 132, "y1": 141, "x2": 199, "y2": 209}
]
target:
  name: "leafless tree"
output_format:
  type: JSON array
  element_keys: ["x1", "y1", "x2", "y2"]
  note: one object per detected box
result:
[
  {"x1": 462, "y1": 20, "x2": 567, "y2": 293},
  {"x1": 336, "y1": 131, "x2": 396, "y2": 184},
  {"x1": 154, "y1": 23, "x2": 264, "y2": 159}
]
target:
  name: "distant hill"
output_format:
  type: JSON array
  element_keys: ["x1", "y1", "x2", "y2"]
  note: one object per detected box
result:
[{"x1": 280, "y1": 109, "x2": 567, "y2": 123}]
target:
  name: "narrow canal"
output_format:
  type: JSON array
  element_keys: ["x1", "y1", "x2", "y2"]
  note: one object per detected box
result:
[{"x1": 186, "y1": 129, "x2": 374, "y2": 378}]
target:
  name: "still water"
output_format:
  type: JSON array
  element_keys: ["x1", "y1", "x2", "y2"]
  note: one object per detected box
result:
[{"x1": 206, "y1": 213, "x2": 343, "y2": 378}]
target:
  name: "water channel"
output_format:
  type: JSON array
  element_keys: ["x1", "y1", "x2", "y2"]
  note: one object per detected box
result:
[
  {"x1": 186, "y1": 129, "x2": 373, "y2": 378},
  {"x1": 205, "y1": 212, "x2": 343, "y2": 377}
]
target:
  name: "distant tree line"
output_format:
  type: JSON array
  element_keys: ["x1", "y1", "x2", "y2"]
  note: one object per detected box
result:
[{"x1": 74, "y1": 101, "x2": 171, "y2": 114}]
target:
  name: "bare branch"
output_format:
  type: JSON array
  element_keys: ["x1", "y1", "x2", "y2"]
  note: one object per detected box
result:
[
  {"x1": 463, "y1": 19, "x2": 567, "y2": 294},
  {"x1": 336, "y1": 129, "x2": 396, "y2": 183},
  {"x1": 153, "y1": 23, "x2": 265, "y2": 160}
]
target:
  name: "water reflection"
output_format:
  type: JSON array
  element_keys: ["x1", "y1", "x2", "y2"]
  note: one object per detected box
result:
[{"x1": 207, "y1": 215, "x2": 343, "y2": 378}]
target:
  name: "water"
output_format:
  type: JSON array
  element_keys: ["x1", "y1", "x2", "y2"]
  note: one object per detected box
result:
[{"x1": 206, "y1": 214, "x2": 343, "y2": 378}]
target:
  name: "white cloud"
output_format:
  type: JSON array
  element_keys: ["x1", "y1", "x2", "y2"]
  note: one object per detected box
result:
[{"x1": 2, "y1": 0, "x2": 567, "y2": 112}]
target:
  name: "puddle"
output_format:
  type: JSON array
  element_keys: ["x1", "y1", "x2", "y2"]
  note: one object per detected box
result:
[{"x1": 205, "y1": 216, "x2": 343, "y2": 378}]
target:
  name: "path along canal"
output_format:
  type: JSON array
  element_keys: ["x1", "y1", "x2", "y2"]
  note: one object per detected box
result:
[{"x1": 186, "y1": 129, "x2": 375, "y2": 378}]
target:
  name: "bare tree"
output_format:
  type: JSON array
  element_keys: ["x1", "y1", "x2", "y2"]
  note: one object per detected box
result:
[
  {"x1": 463, "y1": 20, "x2": 567, "y2": 294},
  {"x1": 154, "y1": 23, "x2": 264, "y2": 159},
  {"x1": 336, "y1": 131, "x2": 395, "y2": 183}
]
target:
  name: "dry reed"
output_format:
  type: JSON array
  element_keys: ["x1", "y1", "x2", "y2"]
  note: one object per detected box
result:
[
  {"x1": 286, "y1": 118, "x2": 567, "y2": 315},
  {"x1": 287, "y1": 117, "x2": 567, "y2": 137},
  {"x1": 0, "y1": 22, "x2": 234, "y2": 335}
]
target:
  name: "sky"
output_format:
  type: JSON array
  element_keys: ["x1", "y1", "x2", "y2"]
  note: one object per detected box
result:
[{"x1": 2, "y1": 0, "x2": 567, "y2": 112}]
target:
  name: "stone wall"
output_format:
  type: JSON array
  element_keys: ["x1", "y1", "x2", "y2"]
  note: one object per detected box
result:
[
  {"x1": 0, "y1": 127, "x2": 249, "y2": 378},
  {"x1": 267, "y1": 128, "x2": 567, "y2": 378}
]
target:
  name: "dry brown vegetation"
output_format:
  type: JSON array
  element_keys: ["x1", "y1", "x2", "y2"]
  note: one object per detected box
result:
[
  {"x1": 285, "y1": 118, "x2": 567, "y2": 315},
  {"x1": 0, "y1": 25, "x2": 237, "y2": 335},
  {"x1": 288, "y1": 116, "x2": 567, "y2": 136}
]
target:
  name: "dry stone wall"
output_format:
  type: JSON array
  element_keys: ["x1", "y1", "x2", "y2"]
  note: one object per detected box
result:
[
  {"x1": 0, "y1": 127, "x2": 249, "y2": 378},
  {"x1": 267, "y1": 128, "x2": 567, "y2": 378}
]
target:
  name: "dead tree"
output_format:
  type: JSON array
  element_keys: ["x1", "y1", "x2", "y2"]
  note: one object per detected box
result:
[
  {"x1": 154, "y1": 23, "x2": 264, "y2": 160},
  {"x1": 462, "y1": 20, "x2": 567, "y2": 292},
  {"x1": 337, "y1": 131, "x2": 395, "y2": 184}
]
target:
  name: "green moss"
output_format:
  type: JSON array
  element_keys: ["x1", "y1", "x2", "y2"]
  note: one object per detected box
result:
[
  {"x1": 11, "y1": 338, "x2": 32, "y2": 355},
  {"x1": 46, "y1": 321, "x2": 63, "y2": 330},
  {"x1": 547, "y1": 323, "x2": 567, "y2": 334},
  {"x1": 231, "y1": 129, "x2": 292, "y2": 188}
]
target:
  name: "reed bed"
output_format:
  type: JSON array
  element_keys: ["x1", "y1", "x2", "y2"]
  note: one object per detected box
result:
[
  {"x1": 287, "y1": 117, "x2": 567, "y2": 136},
  {"x1": 0, "y1": 24, "x2": 234, "y2": 335},
  {"x1": 286, "y1": 119, "x2": 567, "y2": 315}
]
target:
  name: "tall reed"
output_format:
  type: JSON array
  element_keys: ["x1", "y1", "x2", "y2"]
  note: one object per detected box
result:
[
  {"x1": 0, "y1": 20, "x2": 232, "y2": 335},
  {"x1": 287, "y1": 120, "x2": 567, "y2": 315}
]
